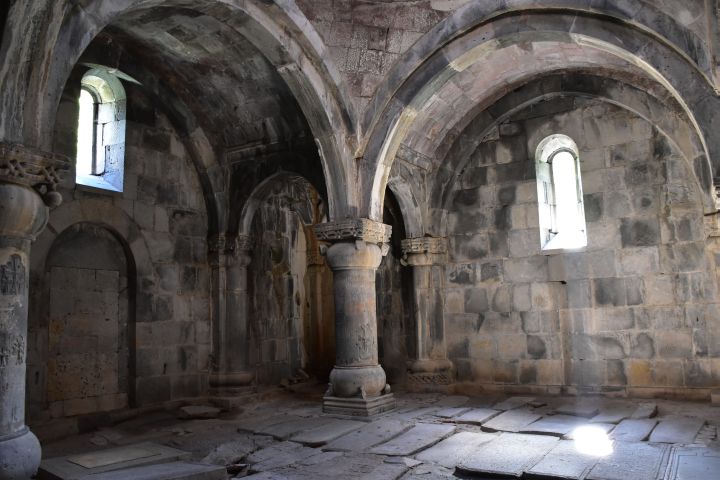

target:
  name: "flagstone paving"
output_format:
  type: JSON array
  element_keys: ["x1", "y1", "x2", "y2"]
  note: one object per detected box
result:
[{"x1": 39, "y1": 391, "x2": 720, "y2": 480}]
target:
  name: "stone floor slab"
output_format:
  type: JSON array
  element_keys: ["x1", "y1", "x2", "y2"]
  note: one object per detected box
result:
[
  {"x1": 521, "y1": 415, "x2": 589, "y2": 436},
  {"x1": 555, "y1": 402, "x2": 601, "y2": 418},
  {"x1": 482, "y1": 409, "x2": 543, "y2": 432},
  {"x1": 370, "y1": 423, "x2": 455, "y2": 456},
  {"x1": 587, "y1": 442, "x2": 669, "y2": 480},
  {"x1": 457, "y1": 432, "x2": 558, "y2": 477},
  {"x1": 454, "y1": 408, "x2": 501, "y2": 425},
  {"x1": 631, "y1": 403, "x2": 658, "y2": 419},
  {"x1": 493, "y1": 396, "x2": 535, "y2": 410},
  {"x1": 247, "y1": 441, "x2": 323, "y2": 472},
  {"x1": 564, "y1": 423, "x2": 615, "y2": 440},
  {"x1": 237, "y1": 414, "x2": 303, "y2": 434},
  {"x1": 324, "y1": 419, "x2": 409, "y2": 452},
  {"x1": 83, "y1": 462, "x2": 226, "y2": 480},
  {"x1": 591, "y1": 407, "x2": 635, "y2": 424},
  {"x1": 611, "y1": 419, "x2": 658, "y2": 442},
  {"x1": 415, "y1": 431, "x2": 498, "y2": 469},
  {"x1": 665, "y1": 446, "x2": 720, "y2": 480},
  {"x1": 434, "y1": 395, "x2": 469, "y2": 407},
  {"x1": 255, "y1": 417, "x2": 331, "y2": 440},
  {"x1": 290, "y1": 419, "x2": 365, "y2": 446},
  {"x1": 526, "y1": 439, "x2": 601, "y2": 479},
  {"x1": 39, "y1": 442, "x2": 191, "y2": 480},
  {"x1": 648, "y1": 416, "x2": 705, "y2": 444},
  {"x1": 393, "y1": 407, "x2": 438, "y2": 422},
  {"x1": 433, "y1": 407, "x2": 471, "y2": 418}
]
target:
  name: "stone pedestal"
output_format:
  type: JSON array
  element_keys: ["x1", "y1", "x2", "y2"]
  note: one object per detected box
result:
[
  {"x1": 0, "y1": 143, "x2": 67, "y2": 480},
  {"x1": 209, "y1": 234, "x2": 254, "y2": 390},
  {"x1": 401, "y1": 237, "x2": 454, "y2": 390},
  {"x1": 314, "y1": 219, "x2": 395, "y2": 416}
]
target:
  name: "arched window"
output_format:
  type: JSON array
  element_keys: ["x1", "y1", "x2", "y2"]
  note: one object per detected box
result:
[
  {"x1": 76, "y1": 69, "x2": 126, "y2": 192},
  {"x1": 536, "y1": 134, "x2": 587, "y2": 250}
]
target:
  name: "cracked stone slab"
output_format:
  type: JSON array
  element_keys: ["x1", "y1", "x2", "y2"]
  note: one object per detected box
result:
[
  {"x1": 415, "y1": 431, "x2": 498, "y2": 469},
  {"x1": 587, "y1": 442, "x2": 670, "y2": 480},
  {"x1": 555, "y1": 402, "x2": 601, "y2": 418},
  {"x1": 457, "y1": 432, "x2": 558, "y2": 477},
  {"x1": 648, "y1": 416, "x2": 705, "y2": 444},
  {"x1": 611, "y1": 419, "x2": 658, "y2": 442},
  {"x1": 370, "y1": 423, "x2": 456, "y2": 456},
  {"x1": 520, "y1": 415, "x2": 588, "y2": 436},
  {"x1": 453, "y1": 408, "x2": 501, "y2": 425},
  {"x1": 247, "y1": 441, "x2": 323, "y2": 472},
  {"x1": 256, "y1": 452, "x2": 409, "y2": 479},
  {"x1": 631, "y1": 403, "x2": 658, "y2": 419},
  {"x1": 526, "y1": 439, "x2": 601, "y2": 479},
  {"x1": 591, "y1": 407, "x2": 635, "y2": 424},
  {"x1": 493, "y1": 396, "x2": 536, "y2": 410},
  {"x1": 290, "y1": 419, "x2": 365, "y2": 447},
  {"x1": 324, "y1": 419, "x2": 409, "y2": 452},
  {"x1": 238, "y1": 414, "x2": 303, "y2": 434},
  {"x1": 82, "y1": 462, "x2": 226, "y2": 480},
  {"x1": 434, "y1": 395, "x2": 469, "y2": 407},
  {"x1": 433, "y1": 407, "x2": 471, "y2": 418},
  {"x1": 255, "y1": 417, "x2": 332, "y2": 440},
  {"x1": 482, "y1": 409, "x2": 543, "y2": 432},
  {"x1": 665, "y1": 446, "x2": 720, "y2": 480},
  {"x1": 393, "y1": 407, "x2": 438, "y2": 421}
]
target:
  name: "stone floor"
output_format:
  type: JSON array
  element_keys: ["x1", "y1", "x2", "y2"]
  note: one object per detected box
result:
[{"x1": 40, "y1": 389, "x2": 720, "y2": 479}]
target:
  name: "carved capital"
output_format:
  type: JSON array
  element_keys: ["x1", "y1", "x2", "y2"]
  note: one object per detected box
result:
[
  {"x1": 313, "y1": 218, "x2": 391, "y2": 245},
  {"x1": 235, "y1": 234, "x2": 253, "y2": 253},
  {"x1": 401, "y1": 237, "x2": 448, "y2": 256},
  {"x1": 0, "y1": 143, "x2": 69, "y2": 206}
]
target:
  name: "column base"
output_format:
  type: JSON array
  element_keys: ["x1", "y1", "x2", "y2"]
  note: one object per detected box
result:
[
  {"x1": 323, "y1": 393, "x2": 396, "y2": 417},
  {"x1": 0, "y1": 427, "x2": 41, "y2": 480}
]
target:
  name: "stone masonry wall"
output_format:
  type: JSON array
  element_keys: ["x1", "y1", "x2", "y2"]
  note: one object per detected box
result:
[
  {"x1": 444, "y1": 98, "x2": 720, "y2": 398},
  {"x1": 27, "y1": 82, "x2": 210, "y2": 420}
]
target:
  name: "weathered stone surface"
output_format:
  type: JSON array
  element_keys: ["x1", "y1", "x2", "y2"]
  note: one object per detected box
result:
[
  {"x1": 648, "y1": 416, "x2": 705, "y2": 444},
  {"x1": 415, "y1": 431, "x2": 498, "y2": 469},
  {"x1": 526, "y1": 440, "x2": 600, "y2": 479},
  {"x1": 611, "y1": 419, "x2": 658, "y2": 442},
  {"x1": 324, "y1": 419, "x2": 409, "y2": 452},
  {"x1": 238, "y1": 415, "x2": 303, "y2": 434},
  {"x1": 370, "y1": 423, "x2": 455, "y2": 456},
  {"x1": 254, "y1": 417, "x2": 328, "y2": 440},
  {"x1": 482, "y1": 409, "x2": 543, "y2": 432},
  {"x1": 665, "y1": 447, "x2": 720, "y2": 480},
  {"x1": 434, "y1": 395, "x2": 469, "y2": 407},
  {"x1": 82, "y1": 462, "x2": 226, "y2": 480},
  {"x1": 631, "y1": 403, "x2": 658, "y2": 419},
  {"x1": 39, "y1": 443, "x2": 191, "y2": 480},
  {"x1": 591, "y1": 407, "x2": 635, "y2": 424},
  {"x1": 555, "y1": 402, "x2": 601, "y2": 418},
  {"x1": 177, "y1": 406, "x2": 221, "y2": 420},
  {"x1": 458, "y1": 432, "x2": 558, "y2": 476},
  {"x1": 290, "y1": 419, "x2": 365, "y2": 447},
  {"x1": 433, "y1": 407, "x2": 470, "y2": 418},
  {"x1": 247, "y1": 442, "x2": 323, "y2": 472},
  {"x1": 453, "y1": 408, "x2": 500, "y2": 425},
  {"x1": 493, "y1": 396, "x2": 535, "y2": 410},
  {"x1": 587, "y1": 442, "x2": 669, "y2": 480},
  {"x1": 520, "y1": 415, "x2": 588, "y2": 436}
]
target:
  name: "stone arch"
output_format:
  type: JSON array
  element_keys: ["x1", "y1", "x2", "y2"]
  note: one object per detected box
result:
[
  {"x1": 1, "y1": 0, "x2": 356, "y2": 220},
  {"x1": 363, "y1": 6, "x2": 720, "y2": 222}
]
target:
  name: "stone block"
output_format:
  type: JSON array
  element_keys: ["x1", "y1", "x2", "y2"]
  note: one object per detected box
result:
[
  {"x1": 512, "y1": 284, "x2": 532, "y2": 311},
  {"x1": 491, "y1": 285, "x2": 513, "y2": 312},
  {"x1": 503, "y1": 256, "x2": 548, "y2": 283},
  {"x1": 620, "y1": 218, "x2": 660, "y2": 247},
  {"x1": 656, "y1": 331, "x2": 693, "y2": 358},
  {"x1": 619, "y1": 247, "x2": 659, "y2": 275},
  {"x1": 464, "y1": 288, "x2": 488, "y2": 314},
  {"x1": 594, "y1": 278, "x2": 626, "y2": 306}
]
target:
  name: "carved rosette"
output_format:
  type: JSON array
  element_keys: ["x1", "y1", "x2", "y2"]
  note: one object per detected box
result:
[
  {"x1": 313, "y1": 218, "x2": 391, "y2": 244},
  {"x1": 401, "y1": 236, "x2": 448, "y2": 266},
  {"x1": 0, "y1": 142, "x2": 70, "y2": 207}
]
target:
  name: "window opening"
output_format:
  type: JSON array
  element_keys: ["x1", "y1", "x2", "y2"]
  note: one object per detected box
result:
[
  {"x1": 75, "y1": 68, "x2": 126, "y2": 192},
  {"x1": 536, "y1": 134, "x2": 586, "y2": 250}
]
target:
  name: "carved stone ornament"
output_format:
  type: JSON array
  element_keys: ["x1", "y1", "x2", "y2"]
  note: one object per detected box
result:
[
  {"x1": 313, "y1": 218, "x2": 391, "y2": 244},
  {"x1": 0, "y1": 143, "x2": 69, "y2": 193},
  {"x1": 401, "y1": 237, "x2": 448, "y2": 256},
  {"x1": 235, "y1": 234, "x2": 252, "y2": 252},
  {"x1": 207, "y1": 234, "x2": 227, "y2": 255}
]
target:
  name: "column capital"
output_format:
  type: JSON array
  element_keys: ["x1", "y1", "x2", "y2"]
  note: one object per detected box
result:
[
  {"x1": 0, "y1": 142, "x2": 70, "y2": 207},
  {"x1": 313, "y1": 218, "x2": 391, "y2": 245},
  {"x1": 401, "y1": 236, "x2": 448, "y2": 266}
]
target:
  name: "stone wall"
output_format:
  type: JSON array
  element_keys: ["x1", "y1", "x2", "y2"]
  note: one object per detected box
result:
[
  {"x1": 27, "y1": 80, "x2": 210, "y2": 420},
  {"x1": 443, "y1": 98, "x2": 720, "y2": 398}
]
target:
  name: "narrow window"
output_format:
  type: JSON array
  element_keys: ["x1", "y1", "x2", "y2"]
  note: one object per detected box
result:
[
  {"x1": 75, "y1": 69, "x2": 126, "y2": 192},
  {"x1": 536, "y1": 134, "x2": 586, "y2": 250}
]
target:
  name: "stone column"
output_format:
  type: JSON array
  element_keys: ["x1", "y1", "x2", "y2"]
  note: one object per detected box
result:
[
  {"x1": 0, "y1": 143, "x2": 67, "y2": 480},
  {"x1": 209, "y1": 234, "x2": 254, "y2": 389},
  {"x1": 401, "y1": 237, "x2": 454, "y2": 390},
  {"x1": 314, "y1": 219, "x2": 395, "y2": 416}
]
